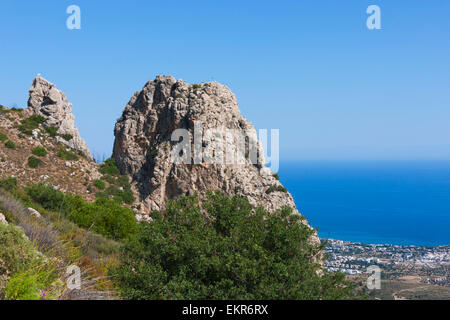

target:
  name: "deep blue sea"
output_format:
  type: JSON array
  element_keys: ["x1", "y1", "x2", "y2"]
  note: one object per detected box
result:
[{"x1": 278, "y1": 161, "x2": 450, "y2": 246}]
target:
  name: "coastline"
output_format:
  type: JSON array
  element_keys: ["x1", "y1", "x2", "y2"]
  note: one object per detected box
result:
[{"x1": 279, "y1": 160, "x2": 450, "y2": 247}]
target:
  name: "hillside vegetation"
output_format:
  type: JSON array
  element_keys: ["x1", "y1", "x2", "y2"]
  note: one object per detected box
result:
[
  {"x1": 112, "y1": 191, "x2": 359, "y2": 299},
  {"x1": 0, "y1": 88, "x2": 362, "y2": 300},
  {"x1": 0, "y1": 177, "x2": 360, "y2": 300}
]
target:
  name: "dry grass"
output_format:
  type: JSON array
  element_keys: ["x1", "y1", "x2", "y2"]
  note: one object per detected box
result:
[{"x1": 0, "y1": 191, "x2": 119, "y2": 300}]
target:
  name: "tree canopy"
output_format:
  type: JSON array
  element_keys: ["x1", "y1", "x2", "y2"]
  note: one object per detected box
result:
[{"x1": 112, "y1": 191, "x2": 357, "y2": 300}]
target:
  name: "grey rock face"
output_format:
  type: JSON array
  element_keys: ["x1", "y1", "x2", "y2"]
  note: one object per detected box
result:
[
  {"x1": 27, "y1": 75, "x2": 92, "y2": 159},
  {"x1": 113, "y1": 75, "x2": 319, "y2": 244}
]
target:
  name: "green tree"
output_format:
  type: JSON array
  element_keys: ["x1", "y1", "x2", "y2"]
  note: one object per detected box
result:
[{"x1": 112, "y1": 191, "x2": 358, "y2": 300}]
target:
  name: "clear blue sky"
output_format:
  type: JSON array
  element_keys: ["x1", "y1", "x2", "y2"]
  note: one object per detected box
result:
[{"x1": 1, "y1": 0, "x2": 449, "y2": 161}]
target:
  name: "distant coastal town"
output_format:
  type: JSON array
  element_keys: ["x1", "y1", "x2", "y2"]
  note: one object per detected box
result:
[{"x1": 324, "y1": 239, "x2": 450, "y2": 299}]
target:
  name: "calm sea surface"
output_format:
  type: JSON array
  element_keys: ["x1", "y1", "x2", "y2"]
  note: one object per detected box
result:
[{"x1": 278, "y1": 161, "x2": 450, "y2": 246}]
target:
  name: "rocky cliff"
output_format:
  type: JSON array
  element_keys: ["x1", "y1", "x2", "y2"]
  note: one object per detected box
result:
[
  {"x1": 113, "y1": 75, "x2": 319, "y2": 243},
  {"x1": 27, "y1": 75, "x2": 92, "y2": 159}
]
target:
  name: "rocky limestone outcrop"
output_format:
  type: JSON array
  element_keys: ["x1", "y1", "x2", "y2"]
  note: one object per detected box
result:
[
  {"x1": 27, "y1": 208, "x2": 42, "y2": 219},
  {"x1": 113, "y1": 75, "x2": 319, "y2": 245},
  {"x1": 26, "y1": 75, "x2": 92, "y2": 159},
  {"x1": 0, "y1": 213, "x2": 7, "y2": 225}
]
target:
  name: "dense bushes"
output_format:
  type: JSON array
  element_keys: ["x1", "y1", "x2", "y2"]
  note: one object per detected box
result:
[
  {"x1": 25, "y1": 183, "x2": 136, "y2": 240},
  {"x1": 0, "y1": 223, "x2": 37, "y2": 278},
  {"x1": 66, "y1": 197, "x2": 137, "y2": 240},
  {"x1": 111, "y1": 192, "x2": 357, "y2": 300},
  {"x1": 0, "y1": 133, "x2": 7, "y2": 141}
]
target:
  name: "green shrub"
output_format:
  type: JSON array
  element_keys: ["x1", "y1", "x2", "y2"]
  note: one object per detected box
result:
[
  {"x1": 266, "y1": 185, "x2": 287, "y2": 194},
  {"x1": 5, "y1": 140, "x2": 15, "y2": 149},
  {"x1": 26, "y1": 183, "x2": 136, "y2": 240},
  {"x1": 111, "y1": 193, "x2": 354, "y2": 300},
  {"x1": 120, "y1": 189, "x2": 135, "y2": 205},
  {"x1": 57, "y1": 150, "x2": 78, "y2": 161},
  {"x1": 117, "y1": 175, "x2": 130, "y2": 189},
  {"x1": 5, "y1": 271, "x2": 42, "y2": 300},
  {"x1": 0, "y1": 177, "x2": 18, "y2": 193},
  {"x1": 66, "y1": 197, "x2": 136, "y2": 240},
  {"x1": 272, "y1": 173, "x2": 280, "y2": 181},
  {"x1": 0, "y1": 223, "x2": 37, "y2": 278},
  {"x1": 45, "y1": 126, "x2": 58, "y2": 137},
  {"x1": 102, "y1": 174, "x2": 116, "y2": 185},
  {"x1": 99, "y1": 158, "x2": 120, "y2": 176},
  {"x1": 32, "y1": 146, "x2": 47, "y2": 157},
  {"x1": 28, "y1": 156, "x2": 42, "y2": 168},
  {"x1": 94, "y1": 179, "x2": 106, "y2": 190},
  {"x1": 60, "y1": 134, "x2": 73, "y2": 141},
  {"x1": 4, "y1": 258, "x2": 64, "y2": 300},
  {"x1": 25, "y1": 183, "x2": 65, "y2": 212},
  {"x1": 111, "y1": 192, "x2": 358, "y2": 300},
  {"x1": 0, "y1": 133, "x2": 7, "y2": 141},
  {"x1": 98, "y1": 183, "x2": 134, "y2": 205},
  {"x1": 17, "y1": 115, "x2": 45, "y2": 135}
]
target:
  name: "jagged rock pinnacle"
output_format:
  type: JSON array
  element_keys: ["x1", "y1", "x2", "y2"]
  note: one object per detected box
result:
[
  {"x1": 27, "y1": 75, "x2": 92, "y2": 159},
  {"x1": 112, "y1": 75, "x2": 319, "y2": 244}
]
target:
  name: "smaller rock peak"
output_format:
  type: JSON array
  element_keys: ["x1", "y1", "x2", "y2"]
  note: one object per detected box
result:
[{"x1": 27, "y1": 75, "x2": 92, "y2": 159}]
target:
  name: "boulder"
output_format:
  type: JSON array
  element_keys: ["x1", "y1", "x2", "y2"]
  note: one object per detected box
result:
[{"x1": 27, "y1": 207, "x2": 42, "y2": 218}]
